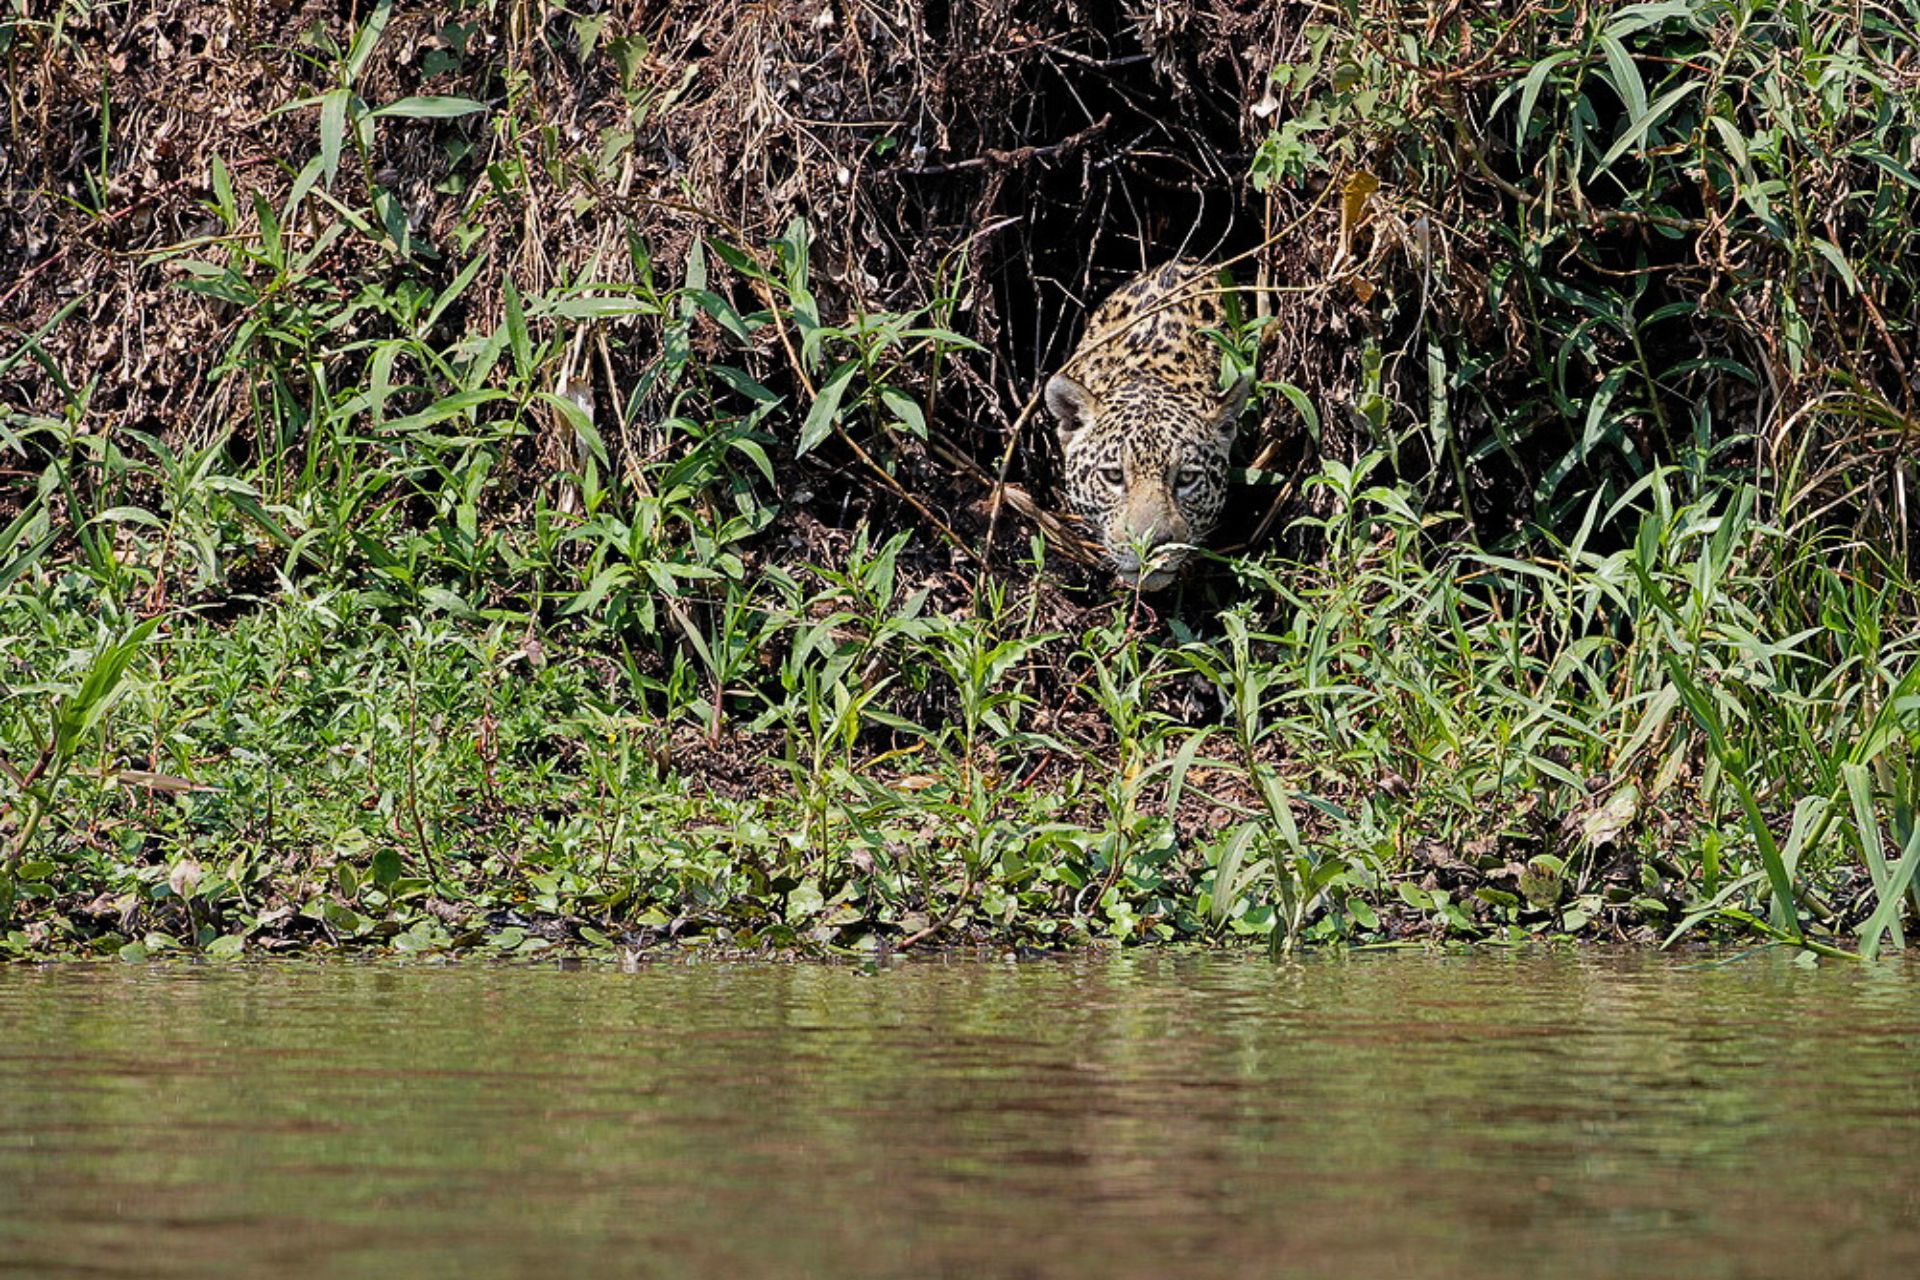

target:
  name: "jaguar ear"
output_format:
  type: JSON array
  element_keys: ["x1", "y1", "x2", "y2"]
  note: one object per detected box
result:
[
  {"x1": 1046, "y1": 374, "x2": 1097, "y2": 449},
  {"x1": 1214, "y1": 374, "x2": 1252, "y2": 441}
]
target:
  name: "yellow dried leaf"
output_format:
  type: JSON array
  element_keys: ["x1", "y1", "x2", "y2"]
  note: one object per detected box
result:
[{"x1": 1341, "y1": 170, "x2": 1380, "y2": 235}]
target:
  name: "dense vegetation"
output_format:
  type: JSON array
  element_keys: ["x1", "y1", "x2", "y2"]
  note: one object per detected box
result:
[{"x1": 3, "y1": 0, "x2": 1918, "y2": 960}]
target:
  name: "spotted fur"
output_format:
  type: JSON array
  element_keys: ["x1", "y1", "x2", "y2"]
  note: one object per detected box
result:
[{"x1": 1047, "y1": 260, "x2": 1249, "y2": 591}]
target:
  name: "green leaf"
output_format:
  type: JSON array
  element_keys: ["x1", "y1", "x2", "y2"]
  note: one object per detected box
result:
[
  {"x1": 84, "y1": 505, "x2": 166, "y2": 529},
  {"x1": 1271, "y1": 380, "x2": 1320, "y2": 442},
  {"x1": 786, "y1": 880, "x2": 825, "y2": 920},
  {"x1": 1860, "y1": 820, "x2": 1920, "y2": 961},
  {"x1": 383, "y1": 389, "x2": 508, "y2": 433},
  {"x1": 1598, "y1": 35, "x2": 1647, "y2": 126},
  {"x1": 547, "y1": 295, "x2": 658, "y2": 320},
  {"x1": 726, "y1": 435, "x2": 779, "y2": 486},
  {"x1": 371, "y1": 847, "x2": 403, "y2": 889},
  {"x1": 426, "y1": 252, "x2": 490, "y2": 330},
  {"x1": 253, "y1": 192, "x2": 284, "y2": 271},
  {"x1": 344, "y1": 0, "x2": 394, "y2": 84},
  {"x1": 799, "y1": 361, "x2": 856, "y2": 456},
  {"x1": 1578, "y1": 367, "x2": 1629, "y2": 465},
  {"x1": 1209, "y1": 825, "x2": 1265, "y2": 927},
  {"x1": 322, "y1": 901, "x2": 368, "y2": 934},
  {"x1": 369, "y1": 96, "x2": 488, "y2": 120},
  {"x1": 1663, "y1": 654, "x2": 1801, "y2": 941},
  {"x1": 879, "y1": 386, "x2": 927, "y2": 438},
  {"x1": 420, "y1": 586, "x2": 479, "y2": 618},
  {"x1": 706, "y1": 236, "x2": 764, "y2": 279},
  {"x1": 1597, "y1": 81, "x2": 1702, "y2": 172},
  {"x1": 503, "y1": 279, "x2": 532, "y2": 382},
  {"x1": 686, "y1": 288, "x2": 752, "y2": 342},
  {"x1": 1602, "y1": 1, "x2": 1698, "y2": 39},
  {"x1": 562, "y1": 564, "x2": 633, "y2": 615},
  {"x1": 1809, "y1": 238, "x2": 1859, "y2": 295},
  {"x1": 710, "y1": 364, "x2": 781, "y2": 406},
  {"x1": 284, "y1": 153, "x2": 327, "y2": 225},
  {"x1": 53, "y1": 619, "x2": 160, "y2": 757},
  {"x1": 210, "y1": 154, "x2": 236, "y2": 226},
  {"x1": 1161, "y1": 729, "x2": 1213, "y2": 822},
  {"x1": 318, "y1": 88, "x2": 349, "y2": 188},
  {"x1": 536, "y1": 390, "x2": 606, "y2": 466},
  {"x1": 1864, "y1": 152, "x2": 1920, "y2": 194},
  {"x1": 1707, "y1": 115, "x2": 1749, "y2": 170},
  {"x1": 1514, "y1": 51, "x2": 1578, "y2": 151}
]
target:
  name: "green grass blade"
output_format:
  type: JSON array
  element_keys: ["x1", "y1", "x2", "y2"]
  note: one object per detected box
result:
[{"x1": 1860, "y1": 819, "x2": 1920, "y2": 961}]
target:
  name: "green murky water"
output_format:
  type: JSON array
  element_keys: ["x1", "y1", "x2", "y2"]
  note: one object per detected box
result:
[{"x1": 3, "y1": 952, "x2": 1918, "y2": 1278}]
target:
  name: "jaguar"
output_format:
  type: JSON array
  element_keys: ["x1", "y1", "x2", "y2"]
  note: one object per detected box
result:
[{"x1": 1045, "y1": 260, "x2": 1250, "y2": 591}]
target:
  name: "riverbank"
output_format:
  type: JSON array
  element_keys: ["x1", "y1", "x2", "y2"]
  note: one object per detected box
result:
[{"x1": 6, "y1": 472, "x2": 1916, "y2": 962}]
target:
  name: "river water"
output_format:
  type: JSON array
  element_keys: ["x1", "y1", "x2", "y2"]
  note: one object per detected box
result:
[{"x1": 2, "y1": 951, "x2": 1917, "y2": 1278}]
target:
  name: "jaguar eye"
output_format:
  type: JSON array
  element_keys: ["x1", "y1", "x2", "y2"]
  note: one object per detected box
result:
[
  {"x1": 1176, "y1": 467, "x2": 1205, "y2": 490},
  {"x1": 1098, "y1": 466, "x2": 1125, "y2": 488}
]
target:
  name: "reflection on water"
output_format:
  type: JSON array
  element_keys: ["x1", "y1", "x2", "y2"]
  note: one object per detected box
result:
[{"x1": 2, "y1": 951, "x2": 1918, "y2": 1279}]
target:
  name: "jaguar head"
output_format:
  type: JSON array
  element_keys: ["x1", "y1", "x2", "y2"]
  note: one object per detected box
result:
[{"x1": 1048, "y1": 373, "x2": 1249, "y2": 590}]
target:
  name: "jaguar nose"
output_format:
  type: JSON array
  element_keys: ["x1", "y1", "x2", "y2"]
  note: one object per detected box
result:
[{"x1": 1122, "y1": 492, "x2": 1189, "y2": 549}]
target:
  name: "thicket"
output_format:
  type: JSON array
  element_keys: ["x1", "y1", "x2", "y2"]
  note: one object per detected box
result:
[{"x1": 2, "y1": 0, "x2": 1918, "y2": 959}]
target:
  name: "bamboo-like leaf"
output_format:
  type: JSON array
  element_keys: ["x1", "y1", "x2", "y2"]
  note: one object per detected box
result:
[
  {"x1": 1614, "y1": 682, "x2": 1680, "y2": 773},
  {"x1": 561, "y1": 564, "x2": 633, "y2": 616},
  {"x1": 1707, "y1": 115, "x2": 1749, "y2": 169},
  {"x1": 1514, "y1": 50, "x2": 1578, "y2": 150},
  {"x1": 1598, "y1": 35, "x2": 1648, "y2": 124},
  {"x1": 1842, "y1": 763, "x2": 1904, "y2": 952},
  {"x1": 503, "y1": 279, "x2": 532, "y2": 381},
  {"x1": 1162, "y1": 729, "x2": 1213, "y2": 820},
  {"x1": 344, "y1": 0, "x2": 394, "y2": 85},
  {"x1": 109, "y1": 769, "x2": 222, "y2": 795},
  {"x1": 426, "y1": 253, "x2": 490, "y2": 331},
  {"x1": 369, "y1": 96, "x2": 488, "y2": 120},
  {"x1": 1865, "y1": 151, "x2": 1920, "y2": 192},
  {"x1": 1271, "y1": 380, "x2": 1320, "y2": 441},
  {"x1": 318, "y1": 88, "x2": 348, "y2": 188},
  {"x1": 53, "y1": 620, "x2": 161, "y2": 758},
  {"x1": 209, "y1": 154, "x2": 236, "y2": 227},
  {"x1": 879, "y1": 386, "x2": 927, "y2": 439},
  {"x1": 1664, "y1": 653, "x2": 1801, "y2": 940},
  {"x1": 1809, "y1": 238, "x2": 1859, "y2": 294},
  {"x1": 284, "y1": 153, "x2": 326, "y2": 225},
  {"x1": 1603, "y1": 1, "x2": 1698, "y2": 39},
  {"x1": 536, "y1": 389, "x2": 607, "y2": 466},
  {"x1": 799, "y1": 361, "x2": 856, "y2": 456},
  {"x1": 1860, "y1": 820, "x2": 1920, "y2": 961},
  {"x1": 0, "y1": 500, "x2": 55, "y2": 595},
  {"x1": 1597, "y1": 82, "x2": 1702, "y2": 171},
  {"x1": 369, "y1": 341, "x2": 399, "y2": 427},
  {"x1": 382, "y1": 389, "x2": 509, "y2": 433},
  {"x1": 1209, "y1": 823, "x2": 1265, "y2": 927}
]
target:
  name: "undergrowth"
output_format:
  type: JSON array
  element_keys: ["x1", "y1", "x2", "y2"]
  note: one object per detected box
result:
[{"x1": 3, "y1": 1, "x2": 1919, "y2": 960}]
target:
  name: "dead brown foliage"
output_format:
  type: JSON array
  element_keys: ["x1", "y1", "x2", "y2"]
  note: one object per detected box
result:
[
  {"x1": 7, "y1": 2, "x2": 1912, "y2": 566},
  {"x1": 3, "y1": 2, "x2": 1379, "y2": 551}
]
